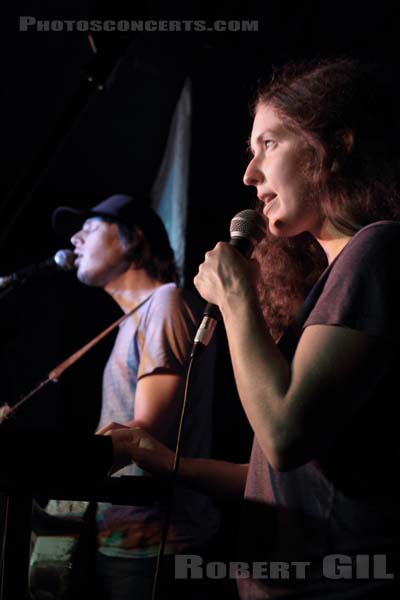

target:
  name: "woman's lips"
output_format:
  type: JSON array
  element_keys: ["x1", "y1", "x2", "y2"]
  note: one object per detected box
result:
[{"x1": 262, "y1": 194, "x2": 277, "y2": 215}]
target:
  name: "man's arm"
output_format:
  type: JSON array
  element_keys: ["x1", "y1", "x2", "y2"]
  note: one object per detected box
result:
[
  {"x1": 129, "y1": 372, "x2": 184, "y2": 442},
  {"x1": 97, "y1": 372, "x2": 184, "y2": 446}
]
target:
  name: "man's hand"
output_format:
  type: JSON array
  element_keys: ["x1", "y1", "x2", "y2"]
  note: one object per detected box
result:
[
  {"x1": 109, "y1": 427, "x2": 175, "y2": 476},
  {"x1": 96, "y1": 421, "x2": 129, "y2": 435}
]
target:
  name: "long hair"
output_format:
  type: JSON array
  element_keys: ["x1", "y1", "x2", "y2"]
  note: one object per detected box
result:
[
  {"x1": 100, "y1": 217, "x2": 179, "y2": 285},
  {"x1": 251, "y1": 58, "x2": 400, "y2": 338},
  {"x1": 254, "y1": 229, "x2": 327, "y2": 341}
]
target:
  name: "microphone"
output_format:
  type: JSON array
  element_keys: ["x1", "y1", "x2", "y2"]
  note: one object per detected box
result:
[
  {"x1": 191, "y1": 209, "x2": 266, "y2": 357},
  {"x1": 0, "y1": 249, "x2": 75, "y2": 290}
]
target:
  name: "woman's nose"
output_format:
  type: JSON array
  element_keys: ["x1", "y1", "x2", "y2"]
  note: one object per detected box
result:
[{"x1": 243, "y1": 157, "x2": 263, "y2": 187}]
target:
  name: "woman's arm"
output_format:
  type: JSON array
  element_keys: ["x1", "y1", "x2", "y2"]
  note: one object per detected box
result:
[
  {"x1": 177, "y1": 457, "x2": 248, "y2": 500},
  {"x1": 194, "y1": 242, "x2": 384, "y2": 470},
  {"x1": 109, "y1": 427, "x2": 248, "y2": 500}
]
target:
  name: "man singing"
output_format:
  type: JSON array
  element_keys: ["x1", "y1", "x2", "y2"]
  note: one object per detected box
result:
[{"x1": 52, "y1": 193, "x2": 219, "y2": 600}]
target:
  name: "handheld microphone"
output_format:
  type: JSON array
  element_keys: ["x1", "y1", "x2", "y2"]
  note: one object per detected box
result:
[
  {"x1": 191, "y1": 209, "x2": 266, "y2": 357},
  {"x1": 0, "y1": 249, "x2": 75, "y2": 290}
]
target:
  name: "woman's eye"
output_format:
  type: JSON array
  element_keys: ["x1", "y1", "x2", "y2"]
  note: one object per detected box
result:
[{"x1": 264, "y1": 140, "x2": 275, "y2": 150}]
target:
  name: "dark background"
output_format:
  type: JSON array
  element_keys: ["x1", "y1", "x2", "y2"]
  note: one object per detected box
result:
[{"x1": 0, "y1": 1, "x2": 399, "y2": 462}]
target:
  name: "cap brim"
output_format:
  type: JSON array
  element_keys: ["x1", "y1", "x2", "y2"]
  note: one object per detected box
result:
[{"x1": 52, "y1": 206, "x2": 91, "y2": 239}]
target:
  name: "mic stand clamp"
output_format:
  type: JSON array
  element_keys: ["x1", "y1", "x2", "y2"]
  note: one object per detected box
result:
[{"x1": 0, "y1": 278, "x2": 22, "y2": 300}]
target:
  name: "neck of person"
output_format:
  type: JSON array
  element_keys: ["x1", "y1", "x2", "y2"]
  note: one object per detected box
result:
[
  {"x1": 104, "y1": 268, "x2": 165, "y2": 313},
  {"x1": 315, "y1": 218, "x2": 353, "y2": 264}
]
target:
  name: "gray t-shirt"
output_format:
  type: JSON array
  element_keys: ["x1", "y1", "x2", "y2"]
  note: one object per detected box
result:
[
  {"x1": 96, "y1": 283, "x2": 219, "y2": 558},
  {"x1": 240, "y1": 222, "x2": 400, "y2": 599}
]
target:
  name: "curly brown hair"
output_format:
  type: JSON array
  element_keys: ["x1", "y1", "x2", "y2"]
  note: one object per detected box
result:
[
  {"x1": 253, "y1": 224, "x2": 326, "y2": 341},
  {"x1": 251, "y1": 57, "x2": 400, "y2": 338}
]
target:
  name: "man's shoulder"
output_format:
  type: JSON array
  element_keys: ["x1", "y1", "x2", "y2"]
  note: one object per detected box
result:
[
  {"x1": 151, "y1": 282, "x2": 182, "y2": 305},
  {"x1": 150, "y1": 283, "x2": 202, "y2": 314}
]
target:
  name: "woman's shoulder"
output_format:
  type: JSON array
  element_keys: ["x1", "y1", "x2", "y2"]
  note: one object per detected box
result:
[
  {"x1": 350, "y1": 220, "x2": 400, "y2": 243},
  {"x1": 337, "y1": 220, "x2": 400, "y2": 264}
]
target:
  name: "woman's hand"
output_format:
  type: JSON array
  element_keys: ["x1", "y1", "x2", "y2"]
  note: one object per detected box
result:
[
  {"x1": 109, "y1": 427, "x2": 175, "y2": 476},
  {"x1": 193, "y1": 242, "x2": 259, "y2": 311}
]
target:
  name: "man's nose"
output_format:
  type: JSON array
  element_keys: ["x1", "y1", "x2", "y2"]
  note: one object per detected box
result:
[{"x1": 70, "y1": 229, "x2": 83, "y2": 247}]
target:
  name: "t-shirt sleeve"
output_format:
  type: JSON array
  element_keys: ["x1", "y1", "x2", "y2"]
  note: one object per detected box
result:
[
  {"x1": 137, "y1": 287, "x2": 199, "y2": 379},
  {"x1": 304, "y1": 223, "x2": 400, "y2": 342}
]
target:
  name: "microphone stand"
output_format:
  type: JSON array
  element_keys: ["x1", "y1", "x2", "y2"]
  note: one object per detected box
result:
[
  {"x1": 0, "y1": 264, "x2": 49, "y2": 300},
  {"x1": 0, "y1": 292, "x2": 153, "y2": 425},
  {"x1": 0, "y1": 32, "x2": 137, "y2": 598},
  {"x1": 0, "y1": 280, "x2": 20, "y2": 301},
  {"x1": 0, "y1": 250, "x2": 74, "y2": 299},
  {"x1": 0, "y1": 293, "x2": 153, "y2": 599},
  {"x1": 0, "y1": 31, "x2": 136, "y2": 250}
]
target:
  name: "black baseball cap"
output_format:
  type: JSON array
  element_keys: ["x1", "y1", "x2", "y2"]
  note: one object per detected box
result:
[{"x1": 52, "y1": 194, "x2": 173, "y2": 258}]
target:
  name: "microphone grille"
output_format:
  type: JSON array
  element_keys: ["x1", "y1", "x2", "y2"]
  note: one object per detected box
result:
[
  {"x1": 230, "y1": 209, "x2": 266, "y2": 243},
  {"x1": 54, "y1": 249, "x2": 75, "y2": 271}
]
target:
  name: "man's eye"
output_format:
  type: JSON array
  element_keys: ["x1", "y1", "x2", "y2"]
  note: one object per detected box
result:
[
  {"x1": 83, "y1": 222, "x2": 100, "y2": 233},
  {"x1": 264, "y1": 140, "x2": 275, "y2": 149}
]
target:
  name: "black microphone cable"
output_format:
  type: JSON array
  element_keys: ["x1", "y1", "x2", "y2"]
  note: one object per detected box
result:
[
  {"x1": 151, "y1": 208, "x2": 266, "y2": 599},
  {"x1": 151, "y1": 352, "x2": 198, "y2": 600}
]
